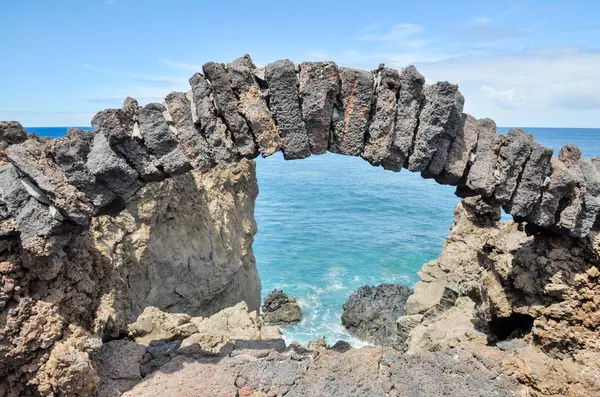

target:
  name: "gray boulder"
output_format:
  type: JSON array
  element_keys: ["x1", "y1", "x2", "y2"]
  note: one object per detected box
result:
[
  {"x1": 528, "y1": 145, "x2": 584, "y2": 230},
  {"x1": 298, "y1": 61, "x2": 340, "y2": 155},
  {"x1": 437, "y1": 113, "x2": 479, "y2": 185},
  {"x1": 0, "y1": 121, "x2": 27, "y2": 147},
  {"x1": 0, "y1": 164, "x2": 29, "y2": 220},
  {"x1": 264, "y1": 60, "x2": 311, "y2": 160},
  {"x1": 362, "y1": 67, "x2": 401, "y2": 168},
  {"x1": 227, "y1": 54, "x2": 281, "y2": 157},
  {"x1": 138, "y1": 102, "x2": 191, "y2": 175},
  {"x1": 341, "y1": 284, "x2": 412, "y2": 346},
  {"x1": 386, "y1": 65, "x2": 425, "y2": 171},
  {"x1": 505, "y1": 141, "x2": 553, "y2": 217},
  {"x1": 493, "y1": 128, "x2": 536, "y2": 206},
  {"x1": 86, "y1": 131, "x2": 142, "y2": 200},
  {"x1": 330, "y1": 67, "x2": 374, "y2": 156},
  {"x1": 187, "y1": 74, "x2": 238, "y2": 166},
  {"x1": 574, "y1": 157, "x2": 600, "y2": 236},
  {"x1": 202, "y1": 62, "x2": 258, "y2": 158},
  {"x1": 408, "y1": 82, "x2": 464, "y2": 174},
  {"x1": 466, "y1": 118, "x2": 499, "y2": 197},
  {"x1": 7, "y1": 139, "x2": 93, "y2": 225},
  {"x1": 50, "y1": 128, "x2": 116, "y2": 209},
  {"x1": 262, "y1": 290, "x2": 302, "y2": 323},
  {"x1": 92, "y1": 108, "x2": 164, "y2": 182}
]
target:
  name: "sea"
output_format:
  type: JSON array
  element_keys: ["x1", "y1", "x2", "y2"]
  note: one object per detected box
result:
[{"x1": 25, "y1": 126, "x2": 600, "y2": 345}]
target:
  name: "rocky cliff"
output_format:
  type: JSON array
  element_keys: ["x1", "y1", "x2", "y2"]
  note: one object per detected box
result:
[
  {"x1": 0, "y1": 122, "x2": 261, "y2": 396},
  {"x1": 396, "y1": 198, "x2": 600, "y2": 396}
]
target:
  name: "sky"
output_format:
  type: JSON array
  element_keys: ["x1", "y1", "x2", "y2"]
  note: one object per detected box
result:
[{"x1": 1, "y1": 0, "x2": 599, "y2": 128}]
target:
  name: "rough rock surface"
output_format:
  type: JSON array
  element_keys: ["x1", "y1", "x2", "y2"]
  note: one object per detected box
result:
[
  {"x1": 384, "y1": 65, "x2": 425, "y2": 171},
  {"x1": 437, "y1": 113, "x2": 479, "y2": 185},
  {"x1": 409, "y1": 82, "x2": 464, "y2": 174},
  {"x1": 50, "y1": 128, "x2": 116, "y2": 209},
  {"x1": 395, "y1": 198, "x2": 600, "y2": 396},
  {"x1": 187, "y1": 74, "x2": 238, "y2": 166},
  {"x1": 362, "y1": 67, "x2": 400, "y2": 168},
  {"x1": 264, "y1": 60, "x2": 311, "y2": 159},
  {"x1": 228, "y1": 55, "x2": 281, "y2": 157},
  {"x1": 202, "y1": 62, "x2": 258, "y2": 158},
  {"x1": 118, "y1": 337, "x2": 518, "y2": 397},
  {"x1": 262, "y1": 290, "x2": 302, "y2": 323},
  {"x1": 330, "y1": 67, "x2": 373, "y2": 156},
  {"x1": 298, "y1": 61, "x2": 340, "y2": 154},
  {"x1": 92, "y1": 160, "x2": 261, "y2": 337},
  {"x1": 0, "y1": 160, "x2": 262, "y2": 395},
  {"x1": 0, "y1": 121, "x2": 27, "y2": 166},
  {"x1": 137, "y1": 101, "x2": 191, "y2": 175},
  {"x1": 466, "y1": 118, "x2": 499, "y2": 197},
  {"x1": 341, "y1": 284, "x2": 412, "y2": 346}
]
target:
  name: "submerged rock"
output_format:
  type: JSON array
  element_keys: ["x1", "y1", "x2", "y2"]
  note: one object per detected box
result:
[
  {"x1": 341, "y1": 284, "x2": 412, "y2": 346},
  {"x1": 262, "y1": 289, "x2": 302, "y2": 323}
]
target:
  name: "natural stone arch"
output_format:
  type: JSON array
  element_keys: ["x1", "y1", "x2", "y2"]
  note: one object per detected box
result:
[{"x1": 1, "y1": 54, "x2": 600, "y2": 395}]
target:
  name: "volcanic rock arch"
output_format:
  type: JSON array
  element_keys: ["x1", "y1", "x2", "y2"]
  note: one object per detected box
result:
[{"x1": 1, "y1": 54, "x2": 600, "y2": 395}]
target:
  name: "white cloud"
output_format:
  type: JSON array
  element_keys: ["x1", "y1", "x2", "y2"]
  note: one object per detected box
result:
[
  {"x1": 355, "y1": 23, "x2": 425, "y2": 46},
  {"x1": 418, "y1": 47, "x2": 600, "y2": 127},
  {"x1": 471, "y1": 16, "x2": 491, "y2": 24},
  {"x1": 162, "y1": 59, "x2": 203, "y2": 72},
  {"x1": 303, "y1": 46, "x2": 600, "y2": 128}
]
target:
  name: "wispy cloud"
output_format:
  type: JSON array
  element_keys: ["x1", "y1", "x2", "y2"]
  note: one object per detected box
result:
[
  {"x1": 105, "y1": 0, "x2": 116, "y2": 4},
  {"x1": 162, "y1": 59, "x2": 203, "y2": 72},
  {"x1": 355, "y1": 23, "x2": 426, "y2": 47},
  {"x1": 471, "y1": 16, "x2": 491, "y2": 24}
]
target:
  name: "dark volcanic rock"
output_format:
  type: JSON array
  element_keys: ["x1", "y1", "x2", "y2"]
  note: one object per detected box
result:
[
  {"x1": 262, "y1": 289, "x2": 302, "y2": 323},
  {"x1": 138, "y1": 102, "x2": 191, "y2": 175},
  {"x1": 227, "y1": 54, "x2": 281, "y2": 157},
  {"x1": 330, "y1": 67, "x2": 373, "y2": 156},
  {"x1": 493, "y1": 128, "x2": 536, "y2": 206},
  {"x1": 298, "y1": 61, "x2": 340, "y2": 155},
  {"x1": 92, "y1": 108, "x2": 164, "y2": 182},
  {"x1": 50, "y1": 128, "x2": 116, "y2": 209},
  {"x1": 466, "y1": 118, "x2": 499, "y2": 197},
  {"x1": 86, "y1": 131, "x2": 142, "y2": 200},
  {"x1": 528, "y1": 145, "x2": 584, "y2": 231},
  {"x1": 0, "y1": 163, "x2": 29, "y2": 220},
  {"x1": 7, "y1": 139, "x2": 93, "y2": 225},
  {"x1": 505, "y1": 141, "x2": 553, "y2": 217},
  {"x1": 264, "y1": 59, "x2": 311, "y2": 160},
  {"x1": 386, "y1": 65, "x2": 426, "y2": 171},
  {"x1": 437, "y1": 113, "x2": 479, "y2": 185},
  {"x1": 0, "y1": 121, "x2": 27, "y2": 146},
  {"x1": 575, "y1": 157, "x2": 600, "y2": 236},
  {"x1": 341, "y1": 284, "x2": 412, "y2": 346},
  {"x1": 202, "y1": 62, "x2": 258, "y2": 158},
  {"x1": 362, "y1": 67, "x2": 401, "y2": 168},
  {"x1": 187, "y1": 74, "x2": 238, "y2": 166},
  {"x1": 408, "y1": 81, "x2": 464, "y2": 174}
]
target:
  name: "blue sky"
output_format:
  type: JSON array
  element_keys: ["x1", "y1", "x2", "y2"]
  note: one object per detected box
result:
[{"x1": 1, "y1": 0, "x2": 599, "y2": 127}]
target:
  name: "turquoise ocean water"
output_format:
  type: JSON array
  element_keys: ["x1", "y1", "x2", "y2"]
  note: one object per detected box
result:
[{"x1": 25, "y1": 127, "x2": 600, "y2": 345}]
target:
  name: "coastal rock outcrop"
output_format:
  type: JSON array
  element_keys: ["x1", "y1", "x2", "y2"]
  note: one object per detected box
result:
[
  {"x1": 1, "y1": 53, "x2": 600, "y2": 395},
  {"x1": 262, "y1": 289, "x2": 302, "y2": 323},
  {"x1": 341, "y1": 284, "x2": 412, "y2": 346},
  {"x1": 395, "y1": 198, "x2": 600, "y2": 396},
  {"x1": 0, "y1": 121, "x2": 27, "y2": 166},
  {"x1": 0, "y1": 156, "x2": 261, "y2": 395}
]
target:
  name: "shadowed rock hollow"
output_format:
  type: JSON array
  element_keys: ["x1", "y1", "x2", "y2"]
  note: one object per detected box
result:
[{"x1": 1, "y1": 54, "x2": 599, "y2": 396}]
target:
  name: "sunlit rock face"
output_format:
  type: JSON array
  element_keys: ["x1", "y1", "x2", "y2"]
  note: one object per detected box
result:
[{"x1": 91, "y1": 160, "x2": 261, "y2": 338}]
